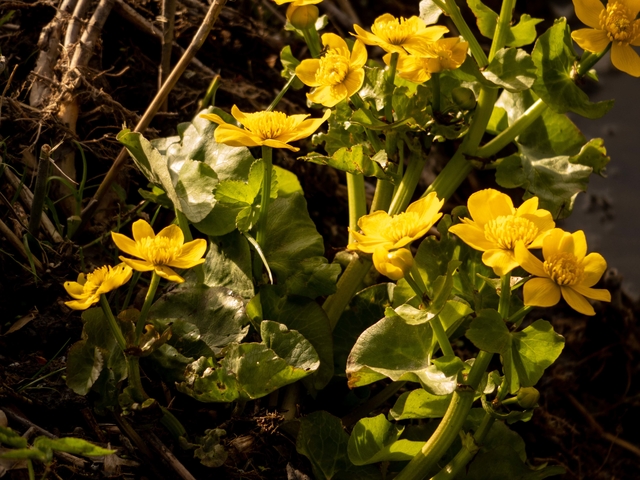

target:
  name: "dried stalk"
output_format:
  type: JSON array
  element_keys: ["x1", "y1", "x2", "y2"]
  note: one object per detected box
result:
[
  {"x1": 159, "y1": 0, "x2": 178, "y2": 111},
  {"x1": 79, "y1": 0, "x2": 228, "y2": 232},
  {"x1": 64, "y1": 0, "x2": 92, "y2": 47},
  {"x1": 28, "y1": 144, "x2": 51, "y2": 237},
  {"x1": 0, "y1": 218, "x2": 44, "y2": 271},
  {"x1": 69, "y1": 0, "x2": 116, "y2": 70}
]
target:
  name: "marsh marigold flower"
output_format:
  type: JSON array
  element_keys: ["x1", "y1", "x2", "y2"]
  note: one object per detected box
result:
[
  {"x1": 111, "y1": 220, "x2": 207, "y2": 283},
  {"x1": 295, "y1": 33, "x2": 367, "y2": 107},
  {"x1": 200, "y1": 106, "x2": 330, "y2": 152},
  {"x1": 386, "y1": 37, "x2": 469, "y2": 83},
  {"x1": 515, "y1": 229, "x2": 611, "y2": 315},
  {"x1": 64, "y1": 264, "x2": 133, "y2": 310},
  {"x1": 347, "y1": 192, "x2": 444, "y2": 254},
  {"x1": 449, "y1": 189, "x2": 555, "y2": 276},
  {"x1": 372, "y1": 247, "x2": 414, "y2": 281},
  {"x1": 571, "y1": 0, "x2": 640, "y2": 77},
  {"x1": 353, "y1": 14, "x2": 449, "y2": 54}
]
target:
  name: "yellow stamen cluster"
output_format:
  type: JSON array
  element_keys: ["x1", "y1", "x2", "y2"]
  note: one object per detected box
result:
[
  {"x1": 135, "y1": 236, "x2": 183, "y2": 266},
  {"x1": 316, "y1": 50, "x2": 351, "y2": 86},
  {"x1": 382, "y1": 212, "x2": 422, "y2": 243},
  {"x1": 600, "y1": 1, "x2": 637, "y2": 44},
  {"x1": 543, "y1": 252, "x2": 585, "y2": 286},
  {"x1": 239, "y1": 111, "x2": 296, "y2": 140},
  {"x1": 483, "y1": 216, "x2": 539, "y2": 251},
  {"x1": 371, "y1": 16, "x2": 417, "y2": 45}
]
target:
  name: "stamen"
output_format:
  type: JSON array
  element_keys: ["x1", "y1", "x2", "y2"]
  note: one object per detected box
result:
[
  {"x1": 382, "y1": 212, "x2": 422, "y2": 242},
  {"x1": 372, "y1": 17, "x2": 418, "y2": 45},
  {"x1": 600, "y1": 1, "x2": 639, "y2": 45},
  {"x1": 483, "y1": 216, "x2": 539, "y2": 250},
  {"x1": 315, "y1": 49, "x2": 350, "y2": 86},
  {"x1": 240, "y1": 111, "x2": 297, "y2": 140},
  {"x1": 544, "y1": 252, "x2": 584, "y2": 286},
  {"x1": 136, "y1": 236, "x2": 182, "y2": 266}
]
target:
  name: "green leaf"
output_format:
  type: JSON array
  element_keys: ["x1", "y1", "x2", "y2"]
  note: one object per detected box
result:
[
  {"x1": 466, "y1": 0, "x2": 497, "y2": 40},
  {"x1": 66, "y1": 343, "x2": 104, "y2": 395},
  {"x1": 215, "y1": 158, "x2": 277, "y2": 207},
  {"x1": 193, "y1": 202, "x2": 244, "y2": 237},
  {"x1": 301, "y1": 146, "x2": 392, "y2": 180},
  {"x1": 173, "y1": 159, "x2": 218, "y2": 223},
  {"x1": 531, "y1": 18, "x2": 613, "y2": 119},
  {"x1": 260, "y1": 320, "x2": 321, "y2": 374},
  {"x1": 503, "y1": 320, "x2": 565, "y2": 393},
  {"x1": 359, "y1": 66, "x2": 386, "y2": 111},
  {"x1": 0, "y1": 426, "x2": 28, "y2": 449},
  {"x1": 176, "y1": 356, "x2": 240, "y2": 402},
  {"x1": 280, "y1": 45, "x2": 304, "y2": 89},
  {"x1": 194, "y1": 429, "x2": 228, "y2": 468},
  {"x1": 284, "y1": 256, "x2": 341, "y2": 299},
  {"x1": 296, "y1": 411, "x2": 352, "y2": 479},
  {"x1": 203, "y1": 230, "x2": 254, "y2": 300},
  {"x1": 419, "y1": 0, "x2": 443, "y2": 25},
  {"x1": 313, "y1": 101, "x2": 366, "y2": 155},
  {"x1": 569, "y1": 138, "x2": 610, "y2": 175},
  {"x1": 466, "y1": 1, "x2": 542, "y2": 47},
  {"x1": 148, "y1": 284, "x2": 249, "y2": 355},
  {"x1": 274, "y1": 165, "x2": 303, "y2": 196},
  {"x1": 389, "y1": 389, "x2": 452, "y2": 420},
  {"x1": 33, "y1": 437, "x2": 115, "y2": 457},
  {"x1": 347, "y1": 414, "x2": 423, "y2": 465},
  {"x1": 465, "y1": 309, "x2": 511, "y2": 354},
  {"x1": 483, "y1": 48, "x2": 536, "y2": 92}
]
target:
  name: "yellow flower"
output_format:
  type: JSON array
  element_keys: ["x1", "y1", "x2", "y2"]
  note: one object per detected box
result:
[
  {"x1": 111, "y1": 220, "x2": 207, "y2": 283},
  {"x1": 571, "y1": 0, "x2": 640, "y2": 77},
  {"x1": 272, "y1": 0, "x2": 321, "y2": 5},
  {"x1": 347, "y1": 192, "x2": 444, "y2": 254},
  {"x1": 515, "y1": 229, "x2": 611, "y2": 315},
  {"x1": 200, "y1": 106, "x2": 330, "y2": 152},
  {"x1": 286, "y1": 4, "x2": 319, "y2": 30},
  {"x1": 386, "y1": 37, "x2": 469, "y2": 83},
  {"x1": 373, "y1": 247, "x2": 413, "y2": 280},
  {"x1": 448, "y1": 189, "x2": 555, "y2": 276},
  {"x1": 352, "y1": 13, "x2": 449, "y2": 54},
  {"x1": 295, "y1": 33, "x2": 367, "y2": 108},
  {"x1": 64, "y1": 264, "x2": 133, "y2": 310}
]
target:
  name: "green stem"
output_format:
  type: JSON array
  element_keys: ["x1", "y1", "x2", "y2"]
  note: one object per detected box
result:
[
  {"x1": 136, "y1": 272, "x2": 161, "y2": 339},
  {"x1": 577, "y1": 43, "x2": 611, "y2": 76},
  {"x1": 431, "y1": 72, "x2": 441, "y2": 114},
  {"x1": 127, "y1": 356, "x2": 147, "y2": 402},
  {"x1": 347, "y1": 173, "x2": 367, "y2": 244},
  {"x1": 371, "y1": 178, "x2": 394, "y2": 212},
  {"x1": 256, "y1": 146, "x2": 273, "y2": 249},
  {"x1": 475, "y1": 99, "x2": 548, "y2": 158},
  {"x1": 323, "y1": 254, "x2": 372, "y2": 331},
  {"x1": 302, "y1": 27, "x2": 321, "y2": 57},
  {"x1": 498, "y1": 272, "x2": 512, "y2": 320},
  {"x1": 443, "y1": 0, "x2": 488, "y2": 67},
  {"x1": 389, "y1": 148, "x2": 427, "y2": 215},
  {"x1": 384, "y1": 52, "x2": 399, "y2": 122},
  {"x1": 508, "y1": 305, "x2": 533, "y2": 325},
  {"x1": 488, "y1": 0, "x2": 516, "y2": 61},
  {"x1": 267, "y1": 74, "x2": 297, "y2": 112},
  {"x1": 99, "y1": 295, "x2": 127, "y2": 352},
  {"x1": 160, "y1": 406, "x2": 188, "y2": 439}
]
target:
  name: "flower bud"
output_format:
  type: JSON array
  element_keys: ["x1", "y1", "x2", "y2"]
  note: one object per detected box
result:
[
  {"x1": 451, "y1": 87, "x2": 476, "y2": 110},
  {"x1": 286, "y1": 4, "x2": 319, "y2": 30},
  {"x1": 373, "y1": 247, "x2": 414, "y2": 281},
  {"x1": 516, "y1": 387, "x2": 540, "y2": 409}
]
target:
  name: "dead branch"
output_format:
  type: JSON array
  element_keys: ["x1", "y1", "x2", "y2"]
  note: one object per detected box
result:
[
  {"x1": 69, "y1": 0, "x2": 116, "y2": 71},
  {"x1": 64, "y1": 0, "x2": 92, "y2": 47},
  {"x1": 159, "y1": 0, "x2": 178, "y2": 111},
  {"x1": 0, "y1": 218, "x2": 44, "y2": 271}
]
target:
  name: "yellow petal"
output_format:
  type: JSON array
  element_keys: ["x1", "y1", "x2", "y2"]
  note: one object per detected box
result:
[
  {"x1": 230, "y1": 105, "x2": 248, "y2": 122},
  {"x1": 622, "y1": 0, "x2": 640, "y2": 17},
  {"x1": 98, "y1": 266, "x2": 133, "y2": 294},
  {"x1": 572, "y1": 0, "x2": 604, "y2": 29},
  {"x1": 516, "y1": 196, "x2": 539, "y2": 215},
  {"x1": 523, "y1": 277, "x2": 561, "y2": 307},
  {"x1": 65, "y1": 297, "x2": 99, "y2": 310},
  {"x1": 571, "y1": 284, "x2": 611, "y2": 302},
  {"x1": 419, "y1": 24, "x2": 449, "y2": 41},
  {"x1": 482, "y1": 249, "x2": 519, "y2": 276},
  {"x1": 448, "y1": 222, "x2": 496, "y2": 251},
  {"x1": 171, "y1": 239, "x2": 208, "y2": 268},
  {"x1": 571, "y1": 28, "x2": 610, "y2": 53},
  {"x1": 64, "y1": 281, "x2": 86, "y2": 298},
  {"x1": 373, "y1": 247, "x2": 413, "y2": 281},
  {"x1": 581, "y1": 252, "x2": 607, "y2": 287},
  {"x1": 282, "y1": 109, "x2": 331, "y2": 143},
  {"x1": 557, "y1": 230, "x2": 576, "y2": 256},
  {"x1": 263, "y1": 139, "x2": 299, "y2": 151},
  {"x1": 515, "y1": 242, "x2": 547, "y2": 277},
  {"x1": 611, "y1": 42, "x2": 640, "y2": 77},
  {"x1": 343, "y1": 68, "x2": 365, "y2": 98},
  {"x1": 214, "y1": 124, "x2": 263, "y2": 148},
  {"x1": 352, "y1": 24, "x2": 381, "y2": 46},
  {"x1": 157, "y1": 224, "x2": 184, "y2": 244},
  {"x1": 296, "y1": 59, "x2": 321, "y2": 87},
  {"x1": 467, "y1": 189, "x2": 514, "y2": 226},
  {"x1": 350, "y1": 40, "x2": 368, "y2": 69},
  {"x1": 155, "y1": 265, "x2": 184, "y2": 283},
  {"x1": 358, "y1": 210, "x2": 390, "y2": 235},
  {"x1": 571, "y1": 230, "x2": 587, "y2": 261},
  {"x1": 111, "y1": 232, "x2": 140, "y2": 258},
  {"x1": 561, "y1": 286, "x2": 595, "y2": 315},
  {"x1": 322, "y1": 33, "x2": 348, "y2": 51},
  {"x1": 395, "y1": 55, "x2": 430, "y2": 83},
  {"x1": 632, "y1": 20, "x2": 640, "y2": 45},
  {"x1": 120, "y1": 256, "x2": 154, "y2": 272},
  {"x1": 542, "y1": 228, "x2": 567, "y2": 259},
  {"x1": 132, "y1": 219, "x2": 155, "y2": 241},
  {"x1": 199, "y1": 113, "x2": 227, "y2": 125},
  {"x1": 308, "y1": 84, "x2": 348, "y2": 108},
  {"x1": 523, "y1": 211, "x2": 555, "y2": 249},
  {"x1": 349, "y1": 231, "x2": 392, "y2": 254}
]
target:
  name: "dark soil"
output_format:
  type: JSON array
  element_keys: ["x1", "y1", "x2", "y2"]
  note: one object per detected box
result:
[{"x1": 0, "y1": 0, "x2": 638, "y2": 478}]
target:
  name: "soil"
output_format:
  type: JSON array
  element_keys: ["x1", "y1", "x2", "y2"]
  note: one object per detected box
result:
[{"x1": 0, "y1": 0, "x2": 639, "y2": 478}]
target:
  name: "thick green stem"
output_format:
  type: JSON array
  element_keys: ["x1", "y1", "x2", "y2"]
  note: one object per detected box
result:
[
  {"x1": 488, "y1": 0, "x2": 516, "y2": 61},
  {"x1": 136, "y1": 272, "x2": 161, "y2": 339},
  {"x1": 302, "y1": 27, "x2": 321, "y2": 57},
  {"x1": 160, "y1": 406, "x2": 188, "y2": 439},
  {"x1": 371, "y1": 179, "x2": 394, "y2": 212},
  {"x1": 389, "y1": 149, "x2": 427, "y2": 215},
  {"x1": 508, "y1": 305, "x2": 533, "y2": 325},
  {"x1": 577, "y1": 43, "x2": 611, "y2": 76},
  {"x1": 323, "y1": 254, "x2": 372, "y2": 331},
  {"x1": 347, "y1": 173, "x2": 367, "y2": 244},
  {"x1": 431, "y1": 72, "x2": 441, "y2": 113},
  {"x1": 475, "y1": 99, "x2": 548, "y2": 158},
  {"x1": 256, "y1": 146, "x2": 273, "y2": 249},
  {"x1": 127, "y1": 356, "x2": 147, "y2": 402},
  {"x1": 100, "y1": 295, "x2": 128, "y2": 353},
  {"x1": 384, "y1": 52, "x2": 399, "y2": 122},
  {"x1": 443, "y1": 0, "x2": 488, "y2": 67},
  {"x1": 498, "y1": 272, "x2": 512, "y2": 320}
]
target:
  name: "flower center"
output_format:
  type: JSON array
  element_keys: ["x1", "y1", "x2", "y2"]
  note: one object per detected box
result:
[
  {"x1": 136, "y1": 236, "x2": 182, "y2": 266},
  {"x1": 544, "y1": 252, "x2": 584, "y2": 286},
  {"x1": 372, "y1": 17, "x2": 417, "y2": 45},
  {"x1": 382, "y1": 212, "x2": 421, "y2": 242},
  {"x1": 600, "y1": 1, "x2": 638, "y2": 44},
  {"x1": 316, "y1": 49, "x2": 350, "y2": 86},
  {"x1": 239, "y1": 111, "x2": 296, "y2": 140},
  {"x1": 83, "y1": 266, "x2": 110, "y2": 293},
  {"x1": 483, "y1": 215, "x2": 539, "y2": 250}
]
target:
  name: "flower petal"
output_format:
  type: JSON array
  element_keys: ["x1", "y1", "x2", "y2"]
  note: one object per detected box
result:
[
  {"x1": 322, "y1": 32, "x2": 348, "y2": 51},
  {"x1": 448, "y1": 222, "x2": 495, "y2": 251},
  {"x1": 352, "y1": 24, "x2": 382, "y2": 46},
  {"x1": 64, "y1": 281, "x2": 86, "y2": 299},
  {"x1": 516, "y1": 196, "x2": 539, "y2": 215},
  {"x1": 132, "y1": 219, "x2": 155, "y2": 241},
  {"x1": 283, "y1": 109, "x2": 331, "y2": 142},
  {"x1": 343, "y1": 68, "x2": 365, "y2": 98},
  {"x1": 571, "y1": 230, "x2": 587, "y2": 260},
  {"x1": 171, "y1": 239, "x2": 208, "y2": 268},
  {"x1": 515, "y1": 242, "x2": 548, "y2": 277},
  {"x1": 157, "y1": 224, "x2": 184, "y2": 244},
  {"x1": 523, "y1": 277, "x2": 562, "y2": 307},
  {"x1": 296, "y1": 59, "x2": 321, "y2": 87},
  {"x1": 155, "y1": 265, "x2": 185, "y2": 283},
  {"x1": 572, "y1": 0, "x2": 605, "y2": 29},
  {"x1": 66, "y1": 297, "x2": 99, "y2": 310},
  {"x1": 358, "y1": 210, "x2": 390, "y2": 235},
  {"x1": 467, "y1": 189, "x2": 514, "y2": 226},
  {"x1": 350, "y1": 40, "x2": 368, "y2": 69},
  {"x1": 571, "y1": 284, "x2": 611, "y2": 302},
  {"x1": 581, "y1": 252, "x2": 607, "y2": 287},
  {"x1": 611, "y1": 42, "x2": 640, "y2": 77},
  {"x1": 561, "y1": 286, "x2": 595, "y2": 315},
  {"x1": 120, "y1": 256, "x2": 154, "y2": 272},
  {"x1": 230, "y1": 105, "x2": 248, "y2": 122},
  {"x1": 542, "y1": 228, "x2": 567, "y2": 259},
  {"x1": 571, "y1": 28, "x2": 610, "y2": 53},
  {"x1": 623, "y1": 0, "x2": 640, "y2": 18},
  {"x1": 214, "y1": 124, "x2": 263, "y2": 148},
  {"x1": 111, "y1": 232, "x2": 140, "y2": 258},
  {"x1": 263, "y1": 139, "x2": 299, "y2": 151},
  {"x1": 482, "y1": 249, "x2": 519, "y2": 276},
  {"x1": 308, "y1": 84, "x2": 348, "y2": 108},
  {"x1": 199, "y1": 113, "x2": 227, "y2": 125}
]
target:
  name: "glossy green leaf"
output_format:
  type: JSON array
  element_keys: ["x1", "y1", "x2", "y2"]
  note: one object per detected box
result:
[
  {"x1": 483, "y1": 48, "x2": 536, "y2": 92},
  {"x1": 194, "y1": 429, "x2": 228, "y2": 468},
  {"x1": 176, "y1": 356, "x2": 240, "y2": 402},
  {"x1": 203, "y1": 230, "x2": 254, "y2": 300},
  {"x1": 66, "y1": 343, "x2": 104, "y2": 396},
  {"x1": 34, "y1": 437, "x2": 115, "y2": 457},
  {"x1": 465, "y1": 309, "x2": 511, "y2": 354},
  {"x1": 531, "y1": 18, "x2": 613, "y2": 119},
  {"x1": 280, "y1": 45, "x2": 304, "y2": 89},
  {"x1": 419, "y1": 0, "x2": 443, "y2": 25},
  {"x1": 173, "y1": 159, "x2": 218, "y2": 223},
  {"x1": 569, "y1": 138, "x2": 610, "y2": 175},
  {"x1": 313, "y1": 101, "x2": 365, "y2": 155},
  {"x1": 389, "y1": 389, "x2": 452, "y2": 420},
  {"x1": 301, "y1": 145, "x2": 392, "y2": 180},
  {"x1": 260, "y1": 320, "x2": 321, "y2": 374},
  {"x1": 215, "y1": 159, "x2": 278, "y2": 207},
  {"x1": 284, "y1": 256, "x2": 341, "y2": 299},
  {"x1": 348, "y1": 414, "x2": 423, "y2": 465},
  {"x1": 359, "y1": 66, "x2": 386, "y2": 111},
  {"x1": 467, "y1": 0, "x2": 542, "y2": 47},
  {"x1": 0, "y1": 426, "x2": 28, "y2": 449}
]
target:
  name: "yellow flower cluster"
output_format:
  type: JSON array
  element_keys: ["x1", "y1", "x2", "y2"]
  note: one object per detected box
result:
[{"x1": 450, "y1": 189, "x2": 611, "y2": 316}]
